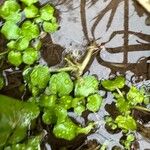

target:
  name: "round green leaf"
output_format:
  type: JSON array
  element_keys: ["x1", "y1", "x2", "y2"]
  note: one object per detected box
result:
[
  {"x1": 21, "y1": 20, "x2": 39, "y2": 41},
  {"x1": 20, "y1": 0, "x2": 38, "y2": 6},
  {"x1": 0, "y1": 0, "x2": 20, "y2": 19},
  {"x1": 40, "y1": 4, "x2": 54, "y2": 21},
  {"x1": 23, "y1": 48, "x2": 39, "y2": 65},
  {"x1": 43, "y1": 21, "x2": 59, "y2": 33},
  {"x1": 87, "y1": 94, "x2": 102, "y2": 112},
  {"x1": 30, "y1": 65, "x2": 50, "y2": 89},
  {"x1": 16, "y1": 38, "x2": 29, "y2": 51},
  {"x1": 74, "y1": 76, "x2": 99, "y2": 97},
  {"x1": 1, "y1": 21, "x2": 20, "y2": 40},
  {"x1": 7, "y1": 41, "x2": 16, "y2": 49},
  {"x1": 5, "y1": 11, "x2": 21, "y2": 23},
  {"x1": 8, "y1": 51, "x2": 22, "y2": 67},
  {"x1": 24, "y1": 5, "x2": 38, "y2": 18}
]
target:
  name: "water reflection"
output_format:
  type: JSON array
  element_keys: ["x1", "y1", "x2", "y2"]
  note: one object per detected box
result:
[{"x1": 51, "y1": 0, "x2": 150, "y2": 81}]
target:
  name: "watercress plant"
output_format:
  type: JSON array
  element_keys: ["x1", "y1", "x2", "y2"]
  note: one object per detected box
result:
[{"x1": 0, "y1": 0, "x2": 59, "y2": 66}]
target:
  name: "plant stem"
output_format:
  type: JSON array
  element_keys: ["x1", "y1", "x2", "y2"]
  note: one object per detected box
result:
[
  {"x1": 49, "y1": 43, "x2": 100, "y2": 77},
  {"x1": 116, "y1": 87, "x2": 124, "y2": 97},
  {"x1": 49, "y1": 66, "x2": 77, "y2": 73},
  {"x1": 0, "y1": 50, "x2": 9, "y2": 57},
  {"x1": 134, "y1": 106, "x2": 150, "y2": 112}
]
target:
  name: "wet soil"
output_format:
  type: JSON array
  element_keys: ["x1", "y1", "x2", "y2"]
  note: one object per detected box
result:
[{"x1": 0, "y1": 0, "x2": 150, "y2": 149}]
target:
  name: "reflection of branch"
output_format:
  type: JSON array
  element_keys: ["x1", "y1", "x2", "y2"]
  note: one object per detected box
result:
[
  {"x1": 104, "y1": 31, "x2": 150, "y2": 43},
  {"x1": 80, "y1": 0, "x2": 90, "y2": 43},
  {"x1": 87, "y1": 0, "x2": 98, "y2": 8},
  {"x1": 106, "y1": 43, "x2": 150, "y2": 53},
  {"x1": 106, "y1": 2, "x2": 118, "y2": 31},
  {"x1": 91, "y1": 0, "x2": 123, "y2": 39}
]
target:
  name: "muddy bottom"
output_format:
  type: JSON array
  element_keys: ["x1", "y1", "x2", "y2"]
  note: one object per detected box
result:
[{"x1": 0, "y1": 0, "x2": 150, "y2": 149}]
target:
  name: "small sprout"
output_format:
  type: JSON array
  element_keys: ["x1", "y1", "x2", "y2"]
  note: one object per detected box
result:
[
  {"x1": 21, "y1": 20, "x2": 39, "y2": 41},
  {"x1": 8, "y1": 51, "x2": 22, "y2": 67},
  {"x1": 48, "y1": 72, "x2": 73, "y2": 97},
  {"x1": 24, "y1": 5, "x2": 38, "y2": 18},
  {"x1": 40, "y1": 4, "x2": 54, "y2": 21},
  {"x1": 87, "y1": 94, "x2": 102, "y2": 112},
  {"x1": 30, "y1": 65, "x2": 50, "y2": 89},
  {"x1": 21, "y1": 0, "x2": 38, "y2": 6},
  {"x1": 1, "y1": 21, "x2": 21, "y2": 40},
  {"x1": 101, "y1": 76, "x2": 125, "y2": 91},
  {"x1": 127, "y1": 86, "x2": 144, "y2": 106},
  {"x1": 0, "y1": 0, "x2": 20, "y2": 20},
  {"x1": 115, "y1": 115, "x2": 137, "y2": 131},
  {"x1": 74, "y1": 76, "x2": 99, "y2": 97},
  {"x1": 43, "y1": 21, "x2": 59, "y2": 33},
  {"x1": 22, "y1": 47, "x2": 39, "y2": 65}
]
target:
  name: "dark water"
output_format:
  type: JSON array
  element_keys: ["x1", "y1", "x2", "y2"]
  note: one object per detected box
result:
[{"x1": 0, "y1": 0, "x2": 150, "y2": 149}]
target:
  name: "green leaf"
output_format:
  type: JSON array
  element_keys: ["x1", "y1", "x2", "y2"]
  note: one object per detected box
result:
[
  {"x1": 16, "y1": 38, "x2": 29, "y2": 51},
  {"x1": 59, "y1": 96, "x2": 73, "y2": 110},
  {"x1": 4, "y1": 11, "x2": 21, "y2": 23},
  {"x1": 32, "y1": 39, "x2": 42, "y2": 51},
  {"x1": 42, "y1": 108, "x2": 56, "y2": 124},
  {"x1": 53, "y1": 118, "x2": 93, "y2": 141},
  {"x1": 0, "y1": 0, "x2": 20, "y2": 19},
  {"x1": 127, "y1": 86, "x2": 144, "y2": 106},
  {"x1": 115, "y1": 97, "x2": 131, "y2": 114},
  {"x1": 30, "y1": 65, "x2": 50, "y2": 89},
  {"x1": 101, "y1": 76, "x2": 125, "y2": 91},
  {"x1": 40, "y1": 4, "x2": 54, "y2": 21},
  {"x1": 74, "y1": 105, "x2": 85, "y2": 116},
  {"x1": 21, "y1": 20, "x2": 39, "y2": 41},
  {"x1": 7, "y1": 41, "x2": 16, "y2": 49},
  {"x1": 53, "y1": 118, "x2": 77, "y2": 141},
  {"x1": 87, "y1": 94, "x2": 102, "y2": 112},
  {"x1": 24, "y1": 5, "x2": 38, "y2": 18},
  {"x1": 48, "y1": 72, "x2": 73, "y2": 97},
  {"x1": 4, "y1": 135, "x2": 42, "y2": 150},
  {"x1": 0, "y1": 75, "x2": 4, "y2": 90},
  {"x1": 0, "y1": 94, "x2": 39, "y2": 148},
  {"x1": 72, "y1": 97, "x2": 85, "y2": 115},
  {"x1": 74, "y1": 76, "x2": 99, "y2": 97},
  {"x1": 21, "y1": 0, "x2": 38, "y2": 6},
  {"x1": 40, "y1": 94, "x2": 56, "y2": 108},
  {"x1": 54, "y1": 105, "x2": 68, "y2": 123},
  {"x1": 1, "y1": 21, "x2": 20, "y2": 40},
  {"x1": 23, "y1": 47, "x2": 39, "y2": 65},
  {"x1": 115, "y1": 115, "x2": 137, "y2": 131},
  {"x1": 43, "y1": 21, "x2": 59, "y2": 33},
  {"x1": 8, "y1": 51, "x2": 22, "y2": 67}
]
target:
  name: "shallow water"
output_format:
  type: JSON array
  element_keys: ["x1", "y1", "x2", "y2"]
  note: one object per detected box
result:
[{"x1": 39, "y1": 0, "x2": 150, "y2": 149}]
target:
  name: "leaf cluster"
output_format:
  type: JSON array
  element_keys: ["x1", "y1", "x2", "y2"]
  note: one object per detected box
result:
[
  {"x1": 102, "y1": 76, "x2": 145, "y2": 132},
  {"x1": 0, "y1": 0, "x2": 59, "y2": 66},
  {"x1": 23, "y1": 66, "x2": 103, "y2": 140}
]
